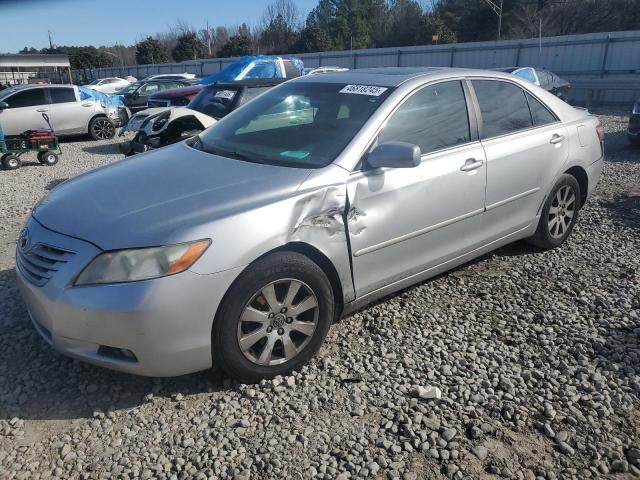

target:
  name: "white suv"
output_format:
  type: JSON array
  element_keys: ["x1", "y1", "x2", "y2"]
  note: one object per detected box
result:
[{"x1": 0, "y1": 85, "x2": 121, "y2": 140}]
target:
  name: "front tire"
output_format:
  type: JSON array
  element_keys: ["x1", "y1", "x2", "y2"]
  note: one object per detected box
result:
[
  {"x1": 212, "y1": 252, "x2": 334, "y2": 383},
  {"x1": 89, "y1": 116, "x2": 115, "y2": 140},
  {"x1": 527, "y1": 174, "x2": 581, "y2": 249}
]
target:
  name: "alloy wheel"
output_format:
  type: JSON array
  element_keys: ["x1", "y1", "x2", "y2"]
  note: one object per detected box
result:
[
  {"x1": 237, "y1": 279, "x2": 319, "y2": 366},
  {"x1": 548, "y1": 185, "x2": 576, "y2": 239},
  {"x1": 92, "y1": 119, "x2": 115, "y2": 139}
]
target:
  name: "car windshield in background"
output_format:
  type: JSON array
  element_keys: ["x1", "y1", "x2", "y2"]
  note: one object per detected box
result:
[
  {"x1": 188, "y1": 87, "x2": 239, "y2": 119},
  {"x1": 117, "y1": 83, "x2": 141, "y2": 94},
  {"x1": 196, "y1": 82, "x2": 393, "y2": 168}
]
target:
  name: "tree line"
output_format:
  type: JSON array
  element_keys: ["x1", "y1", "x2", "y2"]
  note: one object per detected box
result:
[{"x1": 19, "y1": 0, "x2": 640, "y2": 69}]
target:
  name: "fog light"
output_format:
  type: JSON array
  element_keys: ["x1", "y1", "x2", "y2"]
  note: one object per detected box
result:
[{"x1": 98, "y1": 345, "x2": 138, "y2": 362}]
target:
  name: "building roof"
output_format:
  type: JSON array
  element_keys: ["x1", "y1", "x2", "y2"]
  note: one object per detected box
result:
[{"x1": 0, "y1": 54, "x2": 70, "y2": 68}]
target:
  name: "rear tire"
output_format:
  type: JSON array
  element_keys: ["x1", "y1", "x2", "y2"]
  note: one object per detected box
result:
[
  {"x1": 37, "y1": 151, "x2": 58, "y2": 165},
  {"x1": 212, "y1": 252, "x2": 335, "y2": 383},
  {"x1": 527, "y1": 174, "x2": 581, "y2": 249},
  {"x1": 1, "y1": 154, "x2": 21, "y2": 170},
  {"x1": 89, "y1": 116, "x2": 115, "y2": 140}
]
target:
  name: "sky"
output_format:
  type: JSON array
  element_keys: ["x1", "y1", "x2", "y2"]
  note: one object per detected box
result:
[{"x1": 0, "y1": 0, "x2": 319, "y2": 53}]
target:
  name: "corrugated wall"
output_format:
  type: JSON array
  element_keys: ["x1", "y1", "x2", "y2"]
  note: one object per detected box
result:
[{"x1": 76, "y1": 30, "x2": 640, "y2": 105}]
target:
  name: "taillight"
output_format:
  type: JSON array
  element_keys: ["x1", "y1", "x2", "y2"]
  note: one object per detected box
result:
[{"x1": 596, "y1": 123, "x2": 605, "y2": 142}]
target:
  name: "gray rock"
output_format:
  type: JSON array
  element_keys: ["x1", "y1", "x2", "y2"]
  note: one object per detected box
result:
[{"x1": 472, "y1": 446, "x2": 488, "y2": 461}]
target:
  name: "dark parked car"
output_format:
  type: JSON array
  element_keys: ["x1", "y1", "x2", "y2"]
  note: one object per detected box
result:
[
  {"x1": 628, "y1": 98, "x2": 640, "y2": 146},
  {"x1": 115, "y1": 79, "x2": 191, "y2": 112},
  {"x1": 499, "y1": 67, "x2": 571, "y2": 101},
  {"x1": 120, "y1": 78, "x2": 286, "y2": 155},
  {"x1": 147, "y1": 84, "x2": 204, "y2": 108}
]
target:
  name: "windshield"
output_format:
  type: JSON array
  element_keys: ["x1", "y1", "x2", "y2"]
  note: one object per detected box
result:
[
  {"x1": 116, "y1": 82, "x2": 141, "y2": 94},
  {"x1": 188, "y1": 86, "x2": 239, "y2": 119},
  {"x1": 196, "y1": 82, "x2": 393, "y2": 168}
]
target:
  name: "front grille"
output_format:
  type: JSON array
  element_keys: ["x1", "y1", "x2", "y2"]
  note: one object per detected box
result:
[{"x1": 17, "y1": 243, "x2": 75, "y2": 286}]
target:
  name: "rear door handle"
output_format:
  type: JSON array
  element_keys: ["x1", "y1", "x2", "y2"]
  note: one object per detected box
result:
[
  {"x1": 460, "y1": 158, "x2": 484, "y2": 172},
  {"x1": 81, "y1": 102, "x2": 93, "y2": 107},
  {"x1": 36, "y1": 108, "x2": 47, "y2": 112},
  {"x1": 550, "y1": 134, "x2": 565, "y2": 144}
]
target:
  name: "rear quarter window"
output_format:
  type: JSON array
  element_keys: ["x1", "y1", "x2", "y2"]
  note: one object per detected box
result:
[{"x1": 525, "y1": 92, "x2": 557, "y2": 126}]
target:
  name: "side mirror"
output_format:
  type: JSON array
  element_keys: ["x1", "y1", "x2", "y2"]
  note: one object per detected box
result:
[
  {"x1": 366, "y1": 141, "x2": 421, "y2": 169},
  {"x1": 0, "y1": 101, "x2": 8, "y2": 110},
  {"x1": 132, "y1": 92, "x2": 139, "y2": 99}
]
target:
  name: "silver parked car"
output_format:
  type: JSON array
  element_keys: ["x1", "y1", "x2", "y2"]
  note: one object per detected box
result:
[
  {"x1": 17, "y1": 68, "x2": 604, "y2": 381},
  {"x1": 0, "y1": 84, "x2": 120, "y2": 140}
]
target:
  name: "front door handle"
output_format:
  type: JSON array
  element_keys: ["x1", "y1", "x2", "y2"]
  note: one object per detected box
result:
[
  {"x1": 36, "y1": 108, "x2": 47, "y2": 112},
  {"x1": 550, "y1": 134, "x2": 565, "y2": 144},
  {"x1": 460, "y1": 158, "x2": 484, "y2": 172}
]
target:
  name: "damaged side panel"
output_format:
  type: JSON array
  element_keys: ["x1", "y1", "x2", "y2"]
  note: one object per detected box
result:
[
  {"x1": 190, "y1": 165, "x2": 356, "y2": 304},
  {"x1": 287, "y1": 170, "x2": 355, "y2": 303}
]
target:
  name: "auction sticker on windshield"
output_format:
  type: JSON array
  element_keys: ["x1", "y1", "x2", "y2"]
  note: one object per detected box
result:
[
  {"x1": 339, "y1": 85, "x2": 388, "y2": 96},
  {"x1": 215, "y1": 90, "x2": 235, "y2": 100}
]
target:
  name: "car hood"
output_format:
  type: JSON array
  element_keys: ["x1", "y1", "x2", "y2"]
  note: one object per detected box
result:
[
  {"x1": 126, "y1": 107, "x2": 171, "y2": 125},
  {"x1": 167, "y1": 106, "x2": 212, "y2": 121},
  {"x1": 33, "y1": 141, "x2": 312, "y2": 250}
]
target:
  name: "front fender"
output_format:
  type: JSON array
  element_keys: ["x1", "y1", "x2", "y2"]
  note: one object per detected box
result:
[{"x1": 188, "y1": 165, "x2": 355, "y2": 303}]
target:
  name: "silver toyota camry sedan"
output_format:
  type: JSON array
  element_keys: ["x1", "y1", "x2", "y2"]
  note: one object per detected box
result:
[{"x1": 17, "y1": 68, "x2": 604, "y2": 382}]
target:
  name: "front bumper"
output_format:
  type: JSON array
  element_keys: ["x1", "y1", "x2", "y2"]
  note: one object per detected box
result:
[{"x1": 16, "y1": 217, "x2": 243, "y2": 377}]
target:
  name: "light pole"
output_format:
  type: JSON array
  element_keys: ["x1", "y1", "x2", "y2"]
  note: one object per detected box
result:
[{"x1": 482, "y1": 0, "x2": 504, "y2": 41}]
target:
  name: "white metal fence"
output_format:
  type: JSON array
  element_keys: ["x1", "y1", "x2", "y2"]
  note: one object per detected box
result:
[{"x1": 73, "y1": 30, "x2": 640, "y2": 105}]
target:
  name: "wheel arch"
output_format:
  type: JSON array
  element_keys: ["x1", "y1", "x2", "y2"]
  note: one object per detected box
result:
[
  {"x1": 212, "y1": 241, "x2": 345, "y2": 330},
  {"x1": 87, "y1": 113, "x2": 110, "y2": 133},
  {"x1": 273, "y1": 242, "x2": 344, "y2": 320},
  {"x1": 564, "y1": 165, "x2": 588, "y2": 207}
]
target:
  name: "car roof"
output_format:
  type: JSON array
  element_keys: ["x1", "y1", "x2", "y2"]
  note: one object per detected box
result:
[
  {"x1": 292, "y1": 67, "x2": 529, "y2": 87},
  {"x1": 150, "y1": 84, "x2": 204, "y2": 98},
  {"x1": 137, "y1": 79, "x2": 189, "y2": 84},
  {"x1": 206, "y1": 78, "x2": 288, "y2": 88},
  {"x1": 0, "y1": 83, "x2": 72, "y2": 93}
]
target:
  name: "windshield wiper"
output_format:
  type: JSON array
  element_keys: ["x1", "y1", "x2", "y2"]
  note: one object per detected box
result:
[{"x1": 207, "y1": 146, "x2": 268, "y2": 164}]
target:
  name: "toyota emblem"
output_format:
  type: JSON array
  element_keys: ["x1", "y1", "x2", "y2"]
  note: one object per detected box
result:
[{"x1": 18, "y1": 228, "x2": 29, "y2": 251}]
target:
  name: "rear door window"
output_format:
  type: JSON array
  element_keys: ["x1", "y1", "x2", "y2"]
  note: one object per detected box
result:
[
  {"x1": 6, "y1": 88, "x2": 46, "y2": 108},
  {"x1": 378, "y1": 80, "x2": 471, "y2": 154},
  {"x1": 472, "y1": 80, "x2": 533, "y2": 138},
  {"x1": 49, "y1": 87, "x2": 77, "y2": 104},
  {"x1": 525, "y1": 92, "x2": 557, "y2": 126}
]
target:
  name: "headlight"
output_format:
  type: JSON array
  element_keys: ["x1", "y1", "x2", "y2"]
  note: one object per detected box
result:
[
  {"x1": 75, "y1": 239, "x2": 210, "y2": 286},
  {"x1": 152, "y1": 112, "x2": 171, "y2": 131}
]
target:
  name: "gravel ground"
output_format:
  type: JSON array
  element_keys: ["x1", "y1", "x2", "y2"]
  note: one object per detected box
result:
[{"x1": 0, "y1": 115, "x2": 638, "y2": 480}]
